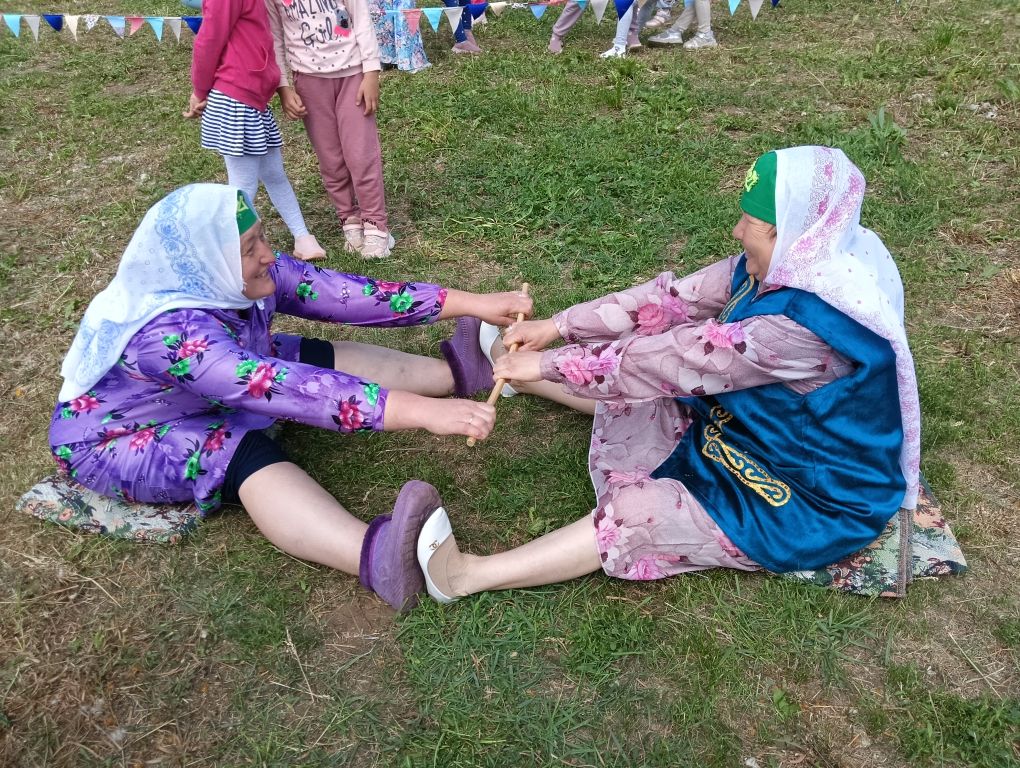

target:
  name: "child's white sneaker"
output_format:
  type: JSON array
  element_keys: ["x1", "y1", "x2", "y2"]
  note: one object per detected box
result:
[
  {"x1": 342, "y1": 221, "x2": 365, "y2": 254},
  {"x1": 600, "y1": 44, "x2": 627, "y2": 58},
  {"x1": 644, "y1": 8, "x2": 672, "y2": 28},
  {"x1": 361, "y1": 224, "x2": 395, "y2": 259},
  {"x1": 683, "y1": 31, "x2": 717, "y2": 49},
  {"x1": 293, "y1": 234, "x2": 326, "y2": 261},
  {"x1": 648, "y1": 29, "x2": 685, "y2": 45}
]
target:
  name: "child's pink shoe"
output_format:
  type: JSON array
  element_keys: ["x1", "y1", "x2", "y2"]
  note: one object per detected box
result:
[
  {"x1": 342, "y1": 221, "x2": 365, "y2": 254},
  {"x1": 361, "y1": 224, "x2": 395, "y2": 259},
  {"x1": 293, "y1": 234, "x2": 326, "y2": 261}
]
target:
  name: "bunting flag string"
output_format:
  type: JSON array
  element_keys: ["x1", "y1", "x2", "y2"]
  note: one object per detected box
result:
[{"x1": 0, "y1": 0, "x2": 775, "y2": 44}]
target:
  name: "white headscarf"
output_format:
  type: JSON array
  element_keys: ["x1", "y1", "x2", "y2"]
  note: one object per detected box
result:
[
  {"x1": 764, "y1": 146, "x2": 920, "y2": 509},
  {"x1": 58, "y1": 184, "x2": 256, "y2": 402}
]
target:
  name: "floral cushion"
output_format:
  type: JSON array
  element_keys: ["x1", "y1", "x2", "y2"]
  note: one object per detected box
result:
[
  {"x1": 17, "y1": 474, "x2": 199, "y2": 544},
  {"x1": 782, "y1": 479, "x2": 966, "y2": 597}
]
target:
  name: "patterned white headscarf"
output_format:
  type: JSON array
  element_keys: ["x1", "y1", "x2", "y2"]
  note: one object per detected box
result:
[
  {"x1": 58, "y1": 184, "x2": 256, "y2": 402},
  {"x1": 763, "y1": 146, "x2": 920, "y2": 509}
]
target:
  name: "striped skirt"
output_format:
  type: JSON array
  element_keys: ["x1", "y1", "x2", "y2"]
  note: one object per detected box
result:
[{"x1": 200, "y1": 90, "x2": 283, "y2": 157}]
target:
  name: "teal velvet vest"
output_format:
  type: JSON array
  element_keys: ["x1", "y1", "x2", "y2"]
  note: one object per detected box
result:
[{"x1": 651, "y1": 258, "x2": 906, "y2": 572}]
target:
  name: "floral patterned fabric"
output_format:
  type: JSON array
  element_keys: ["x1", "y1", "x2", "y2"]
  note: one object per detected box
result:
[
  {"x1": 49, "y1": 253, "x2": 446, "y2": 514},
  {"x1": 369, "y1": 0, "x2": 431, "y2": 73},
  {"x1": 17, "y1": 474, "x2": 200, "y2": 544},
  {"x1": 540, "y1": 256, "x2": 963, "y2": 591},
  {"x1": 783, "y1": 479, "x2": 967, "y2": 597}
]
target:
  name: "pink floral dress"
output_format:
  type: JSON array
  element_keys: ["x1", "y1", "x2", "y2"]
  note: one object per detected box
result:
[{"x1": 540, "y1": 256, "x2": 855, "y2": 580}]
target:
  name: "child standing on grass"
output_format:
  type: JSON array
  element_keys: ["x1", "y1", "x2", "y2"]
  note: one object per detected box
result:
[
  {"x1": 184, "y1": 0, "x2": 327, "y2": 261},
  {"x1": 265, "y1": 0, "x2": 396, "y2": 258}
]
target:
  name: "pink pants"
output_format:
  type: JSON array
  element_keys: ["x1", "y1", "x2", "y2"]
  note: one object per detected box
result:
[{"x1": 294, "y1": 71, "x2": 388, "y2": 232}]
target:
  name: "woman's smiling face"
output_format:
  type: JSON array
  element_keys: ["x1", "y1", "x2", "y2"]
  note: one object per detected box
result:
[
  {"x1": 732, "y1": 212, "x2": 777, "y2": 281},
  {"x1": 240, "y1": 222, "x2": 276, "y2": 300}
]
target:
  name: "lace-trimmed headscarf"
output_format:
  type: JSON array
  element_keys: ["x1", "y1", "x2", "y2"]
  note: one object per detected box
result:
[
  {"x1": 761, "y1": 146, "x2": 921, "y2": 509},
  {"x1": 58, "y1": 184, "x2": 257, "y2": 402}
]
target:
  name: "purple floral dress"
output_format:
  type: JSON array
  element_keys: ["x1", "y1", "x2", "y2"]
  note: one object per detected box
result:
[
  {"x1": 540, "y1": 256, "x2": 855, "y2": 580},
  {"x1": 49, "y1": 254, "x2": 447, "y2": 514}
]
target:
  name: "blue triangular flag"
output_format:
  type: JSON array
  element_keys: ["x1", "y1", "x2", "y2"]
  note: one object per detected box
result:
[
  {"x1": 613, "y1": 0, "x2": 634, "y2": 19},
  {"x1": 422, "y1": 6, "x2": 443, "y2": 30},
  {"x1": 771, "y1": 0, "x2": 779, "y2": 6},
  {"x1": 43, "y1": 14, "x2": 63, "y2": 32},
  {"x1": 147, "y1": 16, "x2": 163, "y2": 40},
  {"x1": 3, "y1": 14, "x2": 21, "y2": 36},
  {"x1": 530, "y1": 4, "x2": 547, "y2": 19},
  {"x1": 106, "y1": 15, "x2": 125, "y2": 37},
  {"x1": 183, "y1": 16, "x2": 202, "y2": 34},
  {"x1": 575, "y1": 0, "x2": 588, "y2": 8},
  {"x1": 728, "y1": 0, "x2": 739, "y2": 14},
  {"x1": 467, "y1": 3, "x2": 488, "y2": 19}
]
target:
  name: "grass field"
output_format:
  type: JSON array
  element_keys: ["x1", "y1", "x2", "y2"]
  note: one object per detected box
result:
[{"x1": 1, "y1": 0, "x2": 1018, "y2": 765}]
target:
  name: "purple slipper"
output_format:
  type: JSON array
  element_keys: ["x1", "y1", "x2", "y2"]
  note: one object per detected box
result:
[
  {"x1": 359, "y1": 480, "x2": 443, "y2": 612},
  {"x1": 440, "y1": 317, "x2": 494, "y2": 398}
]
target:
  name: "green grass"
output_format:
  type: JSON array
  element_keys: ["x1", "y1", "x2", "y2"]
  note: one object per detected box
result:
[{"x1": 2, "y1": 0, "x2": 1019, "y2": 766}]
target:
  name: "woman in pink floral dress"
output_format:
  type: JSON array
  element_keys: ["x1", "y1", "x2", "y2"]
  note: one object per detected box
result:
[{"x1": 417, "y1": 146, "x2": 924, "y2": 603}]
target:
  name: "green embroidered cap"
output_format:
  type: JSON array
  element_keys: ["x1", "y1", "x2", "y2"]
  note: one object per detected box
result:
[
  {"x1": 236, "y1": 190, "x2": 259, "y2": 236},
  {"x1": 739, "y1": 151, "x2": 777, "y2": 225}
]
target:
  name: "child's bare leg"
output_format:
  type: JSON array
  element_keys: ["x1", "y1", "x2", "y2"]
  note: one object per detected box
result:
[
  {"x1": 331, "y1": 340, "x2": 455, "y2": 397},
  {"x1": 239, "y1": 462, "x2": 367, "y2": 573},
  {"x1": 486, "y1": 334, "x2": 596, "y2": 415},
  {"x1": 427, "y1": 516, "x2": 602, "y2": 597}
]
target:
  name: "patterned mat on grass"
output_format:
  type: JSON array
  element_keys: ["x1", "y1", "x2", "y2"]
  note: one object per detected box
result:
[
  {"x1": 17, "y1": 474, "x2": 200, "y2": 544},
  {"x1": 783, "y1": 479, "x2": 967, "y2": 597},
  {"x1": 18, "y1": 474, "x2": 966, "y2": 596}
]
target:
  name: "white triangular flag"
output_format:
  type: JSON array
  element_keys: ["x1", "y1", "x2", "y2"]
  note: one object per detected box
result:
[
  {"x1": 748, "y1": 0, "x2": 763, "y2": 18},
  {"x1": 66, "y1": 14, "x2": 79, "y2": 39},
  {"x1": 167, "y1": 16, "x2": 182, "y2": 40},
  {"x1": 25, "y1": 14, "x2": 40, "y2": 41},
  {"x1": 84, "y1": 13, "x2": 100, "y2": 30},
  {"x1": 489, "y1": 1, "x2": 507, "y2": 15},
  {"x1": 443, "y1": 7, "x2": 462, "y2": 30},
  {"x1": 590, "y1": 0, "x2": 610, "y2": 23}
]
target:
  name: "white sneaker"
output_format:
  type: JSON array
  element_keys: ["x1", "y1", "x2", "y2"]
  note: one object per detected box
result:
[
  {"x1": 644, "y1": 8, "x2": 671, "y2": 28},
  {"x1": 478, "y1": 321, "x2": 517, "y2": 398},
  {"x1": 683, "y1": 31, "x2": 717, "y2": 49},
  {"x1": 342, "y1": 221, "x2": 364, "y2": 254},
  {"x1": 361, "y1": 224, "x2": 395, "y2": 259},
  {"x1": 599, "y1": 44, "x2": 627, "y2": 58},
  {"x1": 648, "y1": 29, "x2": 685, "y2": 46}
]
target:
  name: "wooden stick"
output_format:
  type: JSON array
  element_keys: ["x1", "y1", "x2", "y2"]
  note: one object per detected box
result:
[{"x1": 467, "y1": 282, "x2": 530, "y2": 447}]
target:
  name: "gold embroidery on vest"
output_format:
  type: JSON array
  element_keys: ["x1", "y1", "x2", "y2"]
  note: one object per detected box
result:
[
  {"x1": 701, "y1": 405, "x2": 791, "y2": 507},
  {"x1": 718, "y1": 275, "x2": 757, "y2": 323}
]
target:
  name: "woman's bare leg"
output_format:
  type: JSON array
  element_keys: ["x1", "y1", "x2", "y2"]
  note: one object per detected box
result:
[
  {"x1": 331, "y1": 340, "x2": 455, "y2": 397},
  {"x1": 239, "y1": 462, "x2": 367, "y2": 573},
  {"x1": 427, "y1": 515, "x2": 602, "y2": 596}
]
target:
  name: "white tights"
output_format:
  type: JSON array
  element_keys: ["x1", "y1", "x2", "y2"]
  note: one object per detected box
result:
[{"x1": 223, "y1": 148, "x2": 309, "y2": 238}]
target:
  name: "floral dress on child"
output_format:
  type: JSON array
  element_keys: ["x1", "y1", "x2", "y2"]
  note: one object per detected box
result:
[{"x1": 369, "y1": 0, "x2": 431, "y2": 73}]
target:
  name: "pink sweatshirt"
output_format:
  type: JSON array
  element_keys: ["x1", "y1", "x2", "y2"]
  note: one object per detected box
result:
[
  {"x1": 265, "y1": 0, "x2": 381, "y2": 85},
  {"x1": 192, "y1": 0, "x2": 282, "y2": 110}
]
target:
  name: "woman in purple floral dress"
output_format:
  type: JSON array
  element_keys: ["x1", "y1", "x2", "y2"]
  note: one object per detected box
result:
[
  {"x1": 49, "y1": 183, "x2": 530, "y2": 611},
  {"x1": 416, "y1": 146, "x2": 927, "y2": 603}
]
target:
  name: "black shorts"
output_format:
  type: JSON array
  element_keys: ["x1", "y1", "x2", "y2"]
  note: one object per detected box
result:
[{"x1": 221, "y1": 337, "x2": 335, "y2": 502}]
